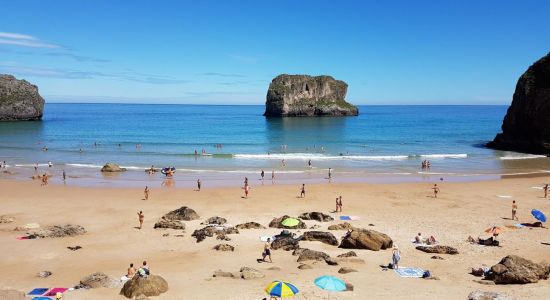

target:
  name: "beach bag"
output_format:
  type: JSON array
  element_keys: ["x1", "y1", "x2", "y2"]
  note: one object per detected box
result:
[{"x1": 422, "y1": 270, "x2": 431, "y2": 278}]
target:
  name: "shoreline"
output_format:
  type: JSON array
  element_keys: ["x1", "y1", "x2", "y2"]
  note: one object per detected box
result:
[{"x1": 1, "y1": 177, "x2": 549, "y2": 299}]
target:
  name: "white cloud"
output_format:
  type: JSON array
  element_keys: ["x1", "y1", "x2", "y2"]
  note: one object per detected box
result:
[{"x1": 0, "y1": 32, "x2": 60, "y2": 49}]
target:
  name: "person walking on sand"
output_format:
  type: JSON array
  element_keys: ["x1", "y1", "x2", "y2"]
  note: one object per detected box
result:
[
  {"x1": 432, "y1": 184, "x2": 440, "y2": 198},
  {"x1": 244, "y1": 183, "x2": 250, "y2": 198},
  {"x1": 544, "y1": 184, "x2": 549, "y2": 198},
  {"x1": 335, "y1": 197, "x2": 340, "y2": 212},
  {"x1": 512, "y1": 200, "x2": 519, "y2": 221},
  {"x1": 392, "y1": 245, "x2": 401, "y2": 269},
  {"x1": 262, "y1": 238, "x2": 273, "y2": 263},
  {"x1": 261, "y1": 169, "x2": 265, "y2": 181},
  {"x1": 328, "y1": 168, "x2": 332, "y2": 180},
  {"x1": 300, "y1": 184, "x2": 306, "y2": 198},
  {"x1": 137, "y1": 211, "x2": 144, "y2": 229},
  {"x1": 144, "y1": 186, "x2": 149, "y2": 200},
  {"x1": 62, "y1": 169, "x2": 66, "y2": 182},
  {"x1": 197, "y1": 179, "x2": 201, "y2": 191},
  {"x1": 338, "y1": 196, "x2": 343, "y2": 212}
]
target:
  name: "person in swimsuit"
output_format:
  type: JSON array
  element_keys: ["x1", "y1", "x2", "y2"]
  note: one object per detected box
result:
[
  {"x1": 62, "y1": 169, "x2": 66, "y2": 182},
  {"x1": 262, "y1": 238, "x2": 272, "y2": 263},
  {"x1": 512, "y1": 200, "x2": 518, "y2": 221},
  {"x1": 244, "y1": 183, "x2": 250, "y2": 198},
  {"x1": 544, "y1": 184, "x2": 549, "y2": 198},
  {"x1": 144, "y1": 186, "x2": 149, "y2": 200},
  {"x1": 137, "y1": 211, "x2": 144, "y2": 229},
  {"x1": 392, "y1": 245, "x2": 401, "y2": 269},
  {"x1": 260, "y1": 169, "x2": 264, "y2": 182},
  {"x1": 127, "y1": 263, "x2": 136, "y2": 279},
  {"x1": 328, "y1": 168, "x2": 332, "y2": 180},
  {"x1": 335, "y1": 197, "x2": 340, "y2": 212},
  {"x1": 271, "y1": 169, "x2": 275, "y2": 183},
  {"x1": 432, "y1": 184, "x2": 439, "y2": 198},
  {"x1": 300, "y1": 184, "x2": 306, "y2": 198},
  {"x1": 197, "y1": 179, "x2": 201, "y2": 191},
  {"x1": 308, "y1": 160, "x2": 312, "y2": 168},
  {"x1": 338, "y1": 196, "x2": 343, "y2": 212}
]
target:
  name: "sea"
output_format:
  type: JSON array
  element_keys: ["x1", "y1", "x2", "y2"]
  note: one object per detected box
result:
[{"x1": 1, "y1": 103, "x2": 549, "y2": 188}]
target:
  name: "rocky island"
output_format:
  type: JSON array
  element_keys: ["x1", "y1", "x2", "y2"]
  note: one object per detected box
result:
[
  {"x1": 0, "y1": 74, "x2": 45, "y2": 121},
  {"x1": 488, "y1": 52, "x2": 550, "y2": 154},
  {"x1": 264, "y1": 74, "x2": 358, "y2": 117}
]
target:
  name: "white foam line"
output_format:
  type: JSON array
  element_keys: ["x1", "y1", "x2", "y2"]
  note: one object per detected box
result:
[
  {"x1": 499, "y1": 155, "x2": 546, "y2": 160},
  {"x1": 420, "y1": 154, "x2": 468, "y2": 159}
]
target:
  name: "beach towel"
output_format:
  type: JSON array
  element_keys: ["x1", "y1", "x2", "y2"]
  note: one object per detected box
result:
[
  {"x1": 28, "y1": 288, "x2": 49, "y2": 295},
  {"x1": 16, "y1": 236, "x2": 29, "y2": 240},
  {"x1": 394, "y1": 267, "x2": 425, "y2": 278},
  {"x1": 339, "y1": 216, "x2": 360, "y2": 221},
  {"x1": 44, "y1": 288, "x2": 67, "y2": 296},
  {"x1": 32, "y1": 297, "x2": 52, "y2": 300},
  {"x1": 496, "y1": 195, "x2": 512, "y2": 198},
  {"x1": 260, "y1": 236, "x2": 276, "y2": 242}
]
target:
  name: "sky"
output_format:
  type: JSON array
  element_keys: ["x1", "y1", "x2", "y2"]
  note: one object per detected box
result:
[{"x1": 0, "y1": 0, "x2": 549, "y2": 105}]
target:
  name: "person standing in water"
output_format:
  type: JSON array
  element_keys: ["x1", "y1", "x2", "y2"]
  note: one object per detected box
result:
[
  {"x1": 432, "y1": 184, "x2": 440, "y2": 198},
  {"x1": 137, "y1": 211, "x2": 144, "y2": 229},
  {"x1": 308, "y1": 160, "x2": 312, "y2": 168},
  {"x1": 544, "y1": 184, "x2": 549, "y2": 198},
  {"x1": 300, "y1": 184, "x2": 306, "y2": 198},
  {"x1": 260, "y1": 169, "x2": 265, "y2": 182},
  {"x1": 271, "y1": 169, "x2": 275, "y2": 183},
  {"x1": 328, "y1": 168, "x2": 332, "y2": 180},
  {"x1": 62, "y1": 169, "x2": 66, "y2": 182},
  {"x1": 197, "y1": 179, "x2": 201, "y2": 191},
  {"x1": 512, "y1": 200, "x2": 519, "y2": 221}
]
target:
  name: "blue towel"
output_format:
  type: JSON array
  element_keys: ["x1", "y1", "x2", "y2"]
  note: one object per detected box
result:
[
  {"x1": 394, "y1": 267, "x2": 425, "y2": 278},
  {"x1": 33, "y1": 297, "x2": 52, "y2": 300},
  {"x1": 28, "y1": 288, "x2": 49, "y2": 295},
  {"x1": 339, "y1": 216, "x2": 351, "y2": 220}
]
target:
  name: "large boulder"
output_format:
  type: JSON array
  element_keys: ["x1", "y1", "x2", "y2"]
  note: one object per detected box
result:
[
  {"x1": 101, "y1": 163, "x2": 127, "y2": 172},
  {"x1": 268, "y1": 215, "x2": 306, "y2": 229},
  {"x1": 264, "y1": 74, "x2": 358, "y2": 117},
  {"x1": 294, "y1": 248, "x2": 337, "y2": 265},
  {"x1": 298, "y1": 212, "x2": 334, "y2": 222},
  {"x1": 468, "y1": 290, "x2": 516, "y2": 300},
  {"x1": 235, "y1": 222, "x2": 266, "y2": 229},
  {"x1": 271, "y1": 236, "x2": 300, "y2": 251},
  {"x1": 488, "y1": 52, "x2": 550, "y2": 154},
  {"x1": 416, "y1": 245, "x2": 459, "y2": 255},
  {"x1": 0, "y1": 74, "x2": 45, "y2": 121},
  {"x1": 301, "y1": 231, "x2": 339, "y2": 246},
  {"x1": 162, "y1": 206, "x2": 199, "y2": 221},
  {"x1": 339, "y1": 229, "x2": 393, "y2": 251},
  {"x1": 120, "y1": 275, "x2": 168, "y2": 298},
  {"x1": 489, "y1": 255, "x2": 550, "y2": 284}
]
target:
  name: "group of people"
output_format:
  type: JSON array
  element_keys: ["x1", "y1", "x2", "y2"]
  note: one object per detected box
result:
[
  {"x1": 421, "y1": 160, "x2": 431, "y2": 170},
  {"x1": 0, "y1": 160, "x2": 6, "y2": 169},
  {"x1": 124, "y1": 261, "x2": 150, "y2": 280}
]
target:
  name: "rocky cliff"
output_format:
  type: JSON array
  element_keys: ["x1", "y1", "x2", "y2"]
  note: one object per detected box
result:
[
  {"x1": 264, "y1": 74, "x2": 358, "y2": 117},
  {"x1": 0, "y1": 74, "x2": 45, "y2": 121},
  {"x1": 488, "y1": 53, "x2": 550, "y2": 154}
]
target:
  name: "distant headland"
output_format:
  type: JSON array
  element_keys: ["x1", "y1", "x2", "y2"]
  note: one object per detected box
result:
[
  {"x1": 263, "y1": 74, "x2": 359, "y2": 117},
  {"x1": 0, "y1": 74, "x2": 45, "y2": 121}
]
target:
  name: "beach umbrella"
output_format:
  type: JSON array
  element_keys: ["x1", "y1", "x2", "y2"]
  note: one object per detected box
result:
[
  {"x1": 314, "y1": 275, "x2": 346, "y2": 299},
  {"x1": 531, "y1": 209, "x2": 547, "y2": 222},
  {"x1": 281, "y1": 218, "x2": 299, "y2": 227},
  {"x1": 265, "y1": 280, "x2": 299, "y2": 298},
  {"x1": 484, "y1": 226, "x2": 503, "y2": 235}
]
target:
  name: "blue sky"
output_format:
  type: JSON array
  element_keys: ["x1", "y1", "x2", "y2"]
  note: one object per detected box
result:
[{"x1": 0, "y1": 0, "x2": 548, "y2": 105}]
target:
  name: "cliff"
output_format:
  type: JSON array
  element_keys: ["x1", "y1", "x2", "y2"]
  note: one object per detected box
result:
[
  {"x1": 264, "y1": 74, "x2": 358, "y2": 117},
  {"x1": 488, "y1": 53, "x2": 550, "y2": 154},
  {"x1": 0, "y1": 74, "x2": 45, "y2": 121}
]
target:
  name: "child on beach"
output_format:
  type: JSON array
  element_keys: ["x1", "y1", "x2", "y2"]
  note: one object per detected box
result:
[
  {"x1": 137, "y1": 211, "x2": 144, "y2": 229},
  {"x1": 512, "y1": 200, "x2": 518, "y2": 221},
  {"x1": 300, "y1": 184, "x2": 306, "y2": 198},
  {"x1": 244, "y1": 183, "x2": 250, "y2": 198},
  {"x1": 144, "y1": 186, "x2": 149, "y2": 200},
  {"x1": 432, "y1": 184, "x2": 440, "y2": 198}
]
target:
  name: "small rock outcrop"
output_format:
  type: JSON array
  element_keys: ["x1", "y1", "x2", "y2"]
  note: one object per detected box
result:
[
  {"x1": 0, "y1": 74, "x2": 45, "y2": 121},
  {"x1": 264, "y1": 74, "x2": 358, "y2": 117},
  {"x1": 162, "y1": 206, "x2": 200, "y2": 221},
  {"x1": 268, "y1": 215, "x2": 307, "y2": 229},
  {"x1": 298, "y1": 212, "x2": 334, "y2": 222},
  {"x1": 235, "y1": 222, "x2": 266, "y2": 229},
  {"x1": 488, "y1": 255, "x2": 550, "y2": 284},
  {"x1": 468, "y1": 290, "x2": 516, "y2": 300},
  {"x1": 79, "y1": 272, "x2": 119, "y2": 289},
  {"x1": 416, "y1": 245, "x2": 459, "y2": 255},
  {"x1": 28, "y1": 224, "x2": 86, "y2": 238},
  {"x1": 213, "y1": 244, "x2": 234, "y2": 251},
  {"x1": 191, "y1": 226, "x2": 239, "y2": 243},
  {"x1": 201, "y1": 216, "x2": 227, "y2": 225},
  {"x1": 339, "y1": 229, "x2": 393, "y2": 251},
  {"x1": 294, "y1": 248, "x2": 337, "y2": 265},
  {"x1": 120, "y1": 275, "x2": 168, "y2": 298},
  {"x1": 328, "y1": 222, "x2": 355, "y2": 231},
  {"x1": 337, "y1": 251, "x2": 357, "y2": 258},
  {"x1": 101, "y1": 163, "x2": 126, "y2": 172},
  {"x1": 338, "y1": 267, "x2": 357, "y2": 274},
  {"x1": 239, "y1": 267, "x2": 264, "y2": 280},
  {"x1": 153, "y1": 219, "x2": 185, "y2": 230},
  {"x1": 0, "y1": 289, "x2": 26, "y2": 300},
  {"x1": 301, "y1": 231, "x2": 339, "y2": 246},
  {"x1": 0, "y1": 215, "x2": 14, "y2": 223},
  {"x1": 271, "y1": 234, "x2": 300, "y2": 251},
  {"x1": 488, "y1": 52, "x2": 550, "y2": 154}
]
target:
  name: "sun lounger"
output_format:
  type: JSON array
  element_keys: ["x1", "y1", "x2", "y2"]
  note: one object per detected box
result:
[
  {"x1": 28, "y1": 288, "x2": 49, "y2": 295},
  {"x1": 44, "y1": 288, "x2": 68, "y2": 296},
  {"x1": 394, "y1": 267, "x2": 425, "y2": 278}
]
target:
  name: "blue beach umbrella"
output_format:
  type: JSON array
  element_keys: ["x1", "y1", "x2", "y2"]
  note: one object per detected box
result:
[
  {"x1": 314, "y1": 275, "x2": 346, "y2": 299},
  {"x1": 531, "y1": 209, "x2": 547, "y2": 222}
]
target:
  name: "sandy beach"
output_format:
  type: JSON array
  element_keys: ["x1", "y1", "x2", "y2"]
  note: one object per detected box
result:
[{"x1": 0, "y1": 177, "x2": 549, "y2": 300}]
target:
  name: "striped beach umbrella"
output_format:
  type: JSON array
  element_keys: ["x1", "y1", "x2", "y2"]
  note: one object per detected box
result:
[
  {"x1": 265, "y1": 280, "x2": 299, "y2": 298},
  {"x1": 281, "y1": 217, "x2": 299, "y2": 227}
]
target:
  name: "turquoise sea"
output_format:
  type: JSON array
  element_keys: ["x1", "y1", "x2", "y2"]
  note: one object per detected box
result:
[{"x1": 1, "y1": 104, "x2": 549, "y2": 187}]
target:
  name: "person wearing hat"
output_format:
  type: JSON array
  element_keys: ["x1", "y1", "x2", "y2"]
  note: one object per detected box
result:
[{"x1": 392, "y1": 245, "x2": 401, "y2": 269}]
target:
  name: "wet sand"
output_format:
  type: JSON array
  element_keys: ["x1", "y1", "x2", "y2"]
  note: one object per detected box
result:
[{"x1": 0, "y1": 177, "x2": 549, "y2": 299}]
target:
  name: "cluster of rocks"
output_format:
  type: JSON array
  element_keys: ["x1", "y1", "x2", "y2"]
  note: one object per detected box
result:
[
  {"x1": 328, "y1": 222, "x2": 355, "y2": 231},
  {"x1": 235, "y1": 222, "x2": 266, "y2": 229},
  {"x1": 28, "y1": 224, "x2": 86, "y2": 238},
  {"x1": 416, "y1": 245, "x2": 458, "y2": 255},
  {"x1": 268, "y1": 215, "x2": 306, "y2": 229},
  {"x1": 293, "y1": 248, "x2": 338, "y2": 266},
  {"x1": 0, "y1": 215, "x2": 14, "y2": 224},
  {"x1": 213, "y1": 267, "x2": 264, "y2": 280},
  {"x1": 191, "y1": 226, "x2": 239, "y2": 243},
  {"x1": 77, "y1": 272, "x2": 120, "y2": 289},
  {"x1": 154, "y1": 206, "x2": 199, "y2": 230}
]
